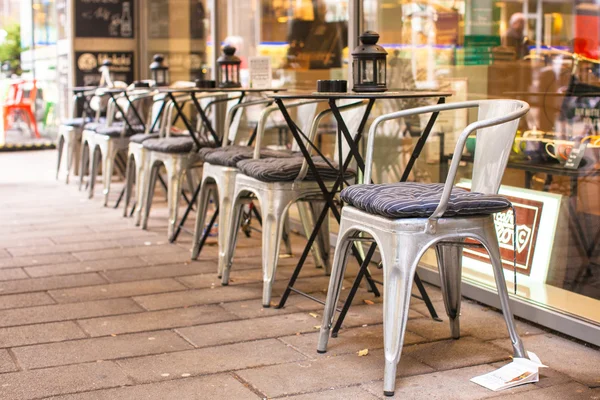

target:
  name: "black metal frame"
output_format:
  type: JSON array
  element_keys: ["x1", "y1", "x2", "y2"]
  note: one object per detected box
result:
[{"x1": 272, "y1": 94, "x2": 448, "y2": 333}]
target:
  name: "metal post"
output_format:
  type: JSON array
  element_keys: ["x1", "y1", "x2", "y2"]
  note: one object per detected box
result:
[{"x1": 348, "y1": 0, "x2": 361, "y2": 90}]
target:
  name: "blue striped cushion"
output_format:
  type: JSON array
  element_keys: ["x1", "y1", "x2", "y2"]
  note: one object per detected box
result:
[
  {"x1": 237, "y1": 156, "x2": 355, "y2": 182},
  {"x1": 203, "y1": 145, "x2": 300, "y2": 167},
  {"x1": 340, "y1": 182, "x2": 511, "y2": 218}
]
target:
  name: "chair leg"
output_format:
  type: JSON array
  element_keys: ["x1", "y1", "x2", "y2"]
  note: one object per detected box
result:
[
  {"x1": 221, "y1": 197, "x2": 246, "y2": 285},
  {"x1": 89, "y1": 146, "x2": 100, "y2": 199},
  {"x1": 72, "y1": 137, "x2": 81, "y2": 179},
  {"x1": 123, "y1": 155, "x2": 135, "y2": 217},
  {"x1": 56, "y1": 135, "x2": 64, "y2": 180},
  {"x1": 134, "y1": 157, "x2": 148, "y2": 226},
  {"x1": 102, "y1": 145, "x2": 117, "y2": 207},
  {"x1": 79, "y1": 142, "x2": 88, "y2": 191},
  {"x1": 380, "y1": 240, "x2": 422, "y2": 397},
  {"x1": 435, "y1": 242, "x2": 463, "y2": 339},
  {"x1": 166, "y1": 171, "x2": 184, "y2": 241},
  {"x1": 312, "y1": 201, "x2": 331, "y2": 274},
  {"x1": 191, "y1": 180, "x2": 214, "y2": 260},
  {"x1": 65, "y1": 135, "x2": 78, "y2": 184},
  {"x1": 479, "y1": 221, "x2": 526, "y2": 359},
  {"x1": 260, "y1": 198, "x2": 291, "y2": 307},
  {"x1": 281, "y1": 214, "x2": 293, "y2": 257},
  {"x1": 141, "y1": 163, "x2": 159, "y2": 230},
  {"x1": 318, "y1": 222, "x2": 356, "y2": 353}
]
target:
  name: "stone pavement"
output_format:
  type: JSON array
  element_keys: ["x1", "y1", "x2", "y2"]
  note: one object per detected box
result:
[{"x1": 0, "y1": 150, "x2": 599, "y2": 400}]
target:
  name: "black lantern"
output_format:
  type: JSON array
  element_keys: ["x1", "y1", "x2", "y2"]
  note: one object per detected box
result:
[
  {"x1": 351, "y1": 31, "x2": 388, "y2": 93},
  {"x1": 99, "y1": 59, "x2": 116, "y2": 87},
  {"x1": 217, "y1": 45, "x2": 241, "y2": 88},
  {"x1": 150, "y1": 54, "x2": 169, "y2": 86}
]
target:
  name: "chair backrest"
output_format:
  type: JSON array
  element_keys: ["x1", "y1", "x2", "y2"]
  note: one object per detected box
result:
[
  {"x1": 471, "y1": 100, "x2": 524, "y2": 194},
  {"x1": 295, "y1": 100, "x2": 368, "y2": 181},
  {"x1": 363, "y1": 99, "x2": 529, "y2": 220}
]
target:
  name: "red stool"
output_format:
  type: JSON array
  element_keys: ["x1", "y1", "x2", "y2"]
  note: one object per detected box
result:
[{"x1": 3, "y1": 79, "x2": 40, "y2": 141}]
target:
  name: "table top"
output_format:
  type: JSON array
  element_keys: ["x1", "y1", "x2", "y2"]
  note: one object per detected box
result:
[
  {"x1": 69, "y1": 86, "x2": 97, "y2": 94},
  {"x1": 270, "y1": 90, "x2": 452, "y2": 100},
  {"x1": 158, "y1": 87, "x2": 287, "y2": 94}
]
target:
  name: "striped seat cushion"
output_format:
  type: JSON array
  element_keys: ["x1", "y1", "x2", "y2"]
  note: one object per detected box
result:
[
  {"x1": 237, "y1": 156, "x2": 355, "y2": 183},
  {"x1": 142, "y1": 137, "x2": 217, "y2": 154},
  {"x1": 62, "y1": 117, "x2": 106, "y2": 128},
  {"x1": 129, "y1": 133, "x2": 160, "y2": 144},
  {"x1": 203, "y1": 145, "x2": 300, "y2": 168},
  {"x1": 340, "y1": 182, "x2": 511, "y2": 218},
  {"x1": 84, "y1": 120, "x2": 115, "y2": 131}
]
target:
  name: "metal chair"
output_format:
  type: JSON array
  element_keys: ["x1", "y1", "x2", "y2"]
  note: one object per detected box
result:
[
  {"x1": 140, "y1": 91, "x2": 228, "y2": 241},
  {"x1": 221, "y1": 100, "x2": 368, "y2": 307},
  {"x1": 79, "y1": 86, "x2": 156, "y2": 206},
  {"x1": 191, "y1": 99, "x2": 331, "y2": 280},
  {"x1": 317, "y1": 99, "x2": 530, "y2": 396}
]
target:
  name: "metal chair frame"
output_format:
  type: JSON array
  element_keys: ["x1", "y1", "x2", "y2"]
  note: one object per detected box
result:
[
  {"x1": 317, "y1": 99, "x2": 530, "y2": 396},
  {"x1": 221, "y1": 100, "x2": 369, "y2": 306}
]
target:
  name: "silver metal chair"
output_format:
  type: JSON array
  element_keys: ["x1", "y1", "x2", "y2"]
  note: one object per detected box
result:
[
  {"x1": 222, "y1": 100, "x2": 368, "y2": 307},
  {"x1": 191, "y1": 99, "x2": 329, "y2": 280},
  {"x1": 317, "y1": 99, "x2": 530, "y2": 396},
  {"x1": 140, "y1": 91, "x2": 228, "y2": 241},
  {"x1": 79, "y1": 87, "x2": 156, "y2": 206}
]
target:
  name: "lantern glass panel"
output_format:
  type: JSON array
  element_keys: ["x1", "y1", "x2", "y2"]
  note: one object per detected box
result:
[
  {"x1": 377, "y1": 59, "x2": 386, "y2": 85},
  {"x1": 362, "y1": 60, "x2": 374, "y2": 83},
  {"x1": 352, "y1": 60, "x2": 360, "y2": 85}
]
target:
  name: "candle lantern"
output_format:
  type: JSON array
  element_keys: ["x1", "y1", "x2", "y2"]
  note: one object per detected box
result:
[
  {"x1": 351, "y1": 31, "x2": 388, "y2": 93},
  {"x1": 150, "y1": 54, "x2": 169, "y2": 86},
  {"x1": 217, "y1": 45, "x2": 241, "y2": 88}
]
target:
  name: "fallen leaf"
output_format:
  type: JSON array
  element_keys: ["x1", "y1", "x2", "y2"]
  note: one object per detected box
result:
[
  {"x1": 313, "y1": 325, "x2": 321, "y2": 329},
  {"x1": 357, "y1": 349, "x2": 369, "y2": 357},
  {"x1": 309, "y1": 312, "x2": 319, "y2": 318},
  {"x1": 110, "y1": 334, "x2": 117, "y2": 337},
  {"x1": 363, "y1": 299, "x2": 375, "y2": 305}
]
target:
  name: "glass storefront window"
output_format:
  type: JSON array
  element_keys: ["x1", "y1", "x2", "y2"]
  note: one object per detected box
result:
[{"x1": 362, "y1": 0, "x2": 600, "y2": 329}]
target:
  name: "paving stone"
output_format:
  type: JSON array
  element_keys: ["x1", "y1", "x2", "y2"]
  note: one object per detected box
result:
[
  {"x1": 102, "y1": 261, "x2": 218, "y2": 283},
  {"x1": 117, "y1": 338, "x2": 307, "y2": 384},
  {"x1": 0, "y1": 361, "x2": 131, "y2": 400},
  {"x1": 177, "y1": 312, "x2": 318, "y2": 348},
  {"x1": 237, "y1": 349, "x2": 433, "y2": 398},
  {"x1": 0, "y1": 249, "x2": 12, "y2": 258},
  {"x1": 281, "y1": 325, "x2": 426, "y2": 358},
  {"x1": 220, "y1": 296, "x2": 326, "y2": 319},
  {"x1": 0, "y1": 273, "x2": 106, "y2": 295},
  {"x1": 46, "y1": 373, "x2": 261, "y2": 400},
  {"x1": 0, "y1": 298, "x2": 142, "y2": 327},
  {"x1": 406, "y1": 299, "x2": 544, "y2": 342},
  {"x1": 490, "y1": 382, "x2": 599, "y2": 400},
  {"x1": 73, "y1": 244, "x2": 184, "y2": 262},
  {"x1": 0, "y1": 268, "x2": 28, "y2": 281},
  {"x1": 51, "y1": 229, "x2": 161, "y2": 244},
  {"x1": 24, "y1": 256, "x2": 149, "y2": 277},
  {"x1": 0, "y1": 292, "x2": 55, "y2": 310},
  {"x1": 361, "y1": 364, "x2": 534, "y2": 400},
  {"x1": 403, "y1": 336, "x2": 510, "y2": 371},
  {"x1": 491, "y1": 334, "x2": 600, "y2": 387},
  {"x1": 0, "y1": 253, "x2": 79, "y2": 270},
  {"x1": 79, "y1": 305, "x2": 238, "y2": 337},
  {"x1": 0, "y1": 237, "x2": 55, "y2": 249},
  {"x1": 12, "y1": 330, "x2": 192, "y2": 369},
  {"x1": 6, "y1": 240, "x2": 128, "y2": 257},
  {"x1": 281, "y1": 386, "x2": 380, "y2": 399},
  {"x1": 0, "y1": 349, "x2": 18, "y2": 373},
  {"x1": 49, "y1": 278, "x2": 187, "y2": 303},
  {"x1": 0, "y1": 227, "x2": 95, "y2": 242},
  {"x1": 0, "y1": 321, "x2": 86, "y2": 348},
  {"x1": 141, "y1": 252, "x2": 199, "y2": 266},
  {"x1": 133, "y1": 284, "x2": 264, "y2": 311}
]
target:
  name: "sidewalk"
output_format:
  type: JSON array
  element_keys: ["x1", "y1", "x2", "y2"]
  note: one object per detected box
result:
[{"x1": 0, "y1": 150, "x2": 599, "y2": 400}]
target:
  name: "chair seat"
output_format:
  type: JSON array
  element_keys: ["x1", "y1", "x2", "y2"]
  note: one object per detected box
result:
[
  {"x1": 237, "y1": 156, "x2": 355, "y2": 183},
  {"x1": 129, "y1": 133, "x2": 160, "y2": 144},
  {"x1": 203, "y1": 145, "x2": 300, "y2": 168},
  {"x1": 340, "y1": 182, "x2": 512, "y2": 219},
  {"x1": 62, "y1": 117, "x2": 105, "y2": 128},
  {"x1": 84, "y1": 120, "x2": 118, "y2": 131},
  {"x1": 94, "y1": 124, "x2": 145, "y2": 137},
  {"x1": 142, "y1": 136, "x2": 217, "y2": 154}
]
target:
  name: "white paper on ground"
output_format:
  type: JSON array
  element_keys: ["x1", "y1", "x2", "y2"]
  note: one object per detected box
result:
[{"x1": 470, "y1": 351, "x2": 547, "y2": 391}]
